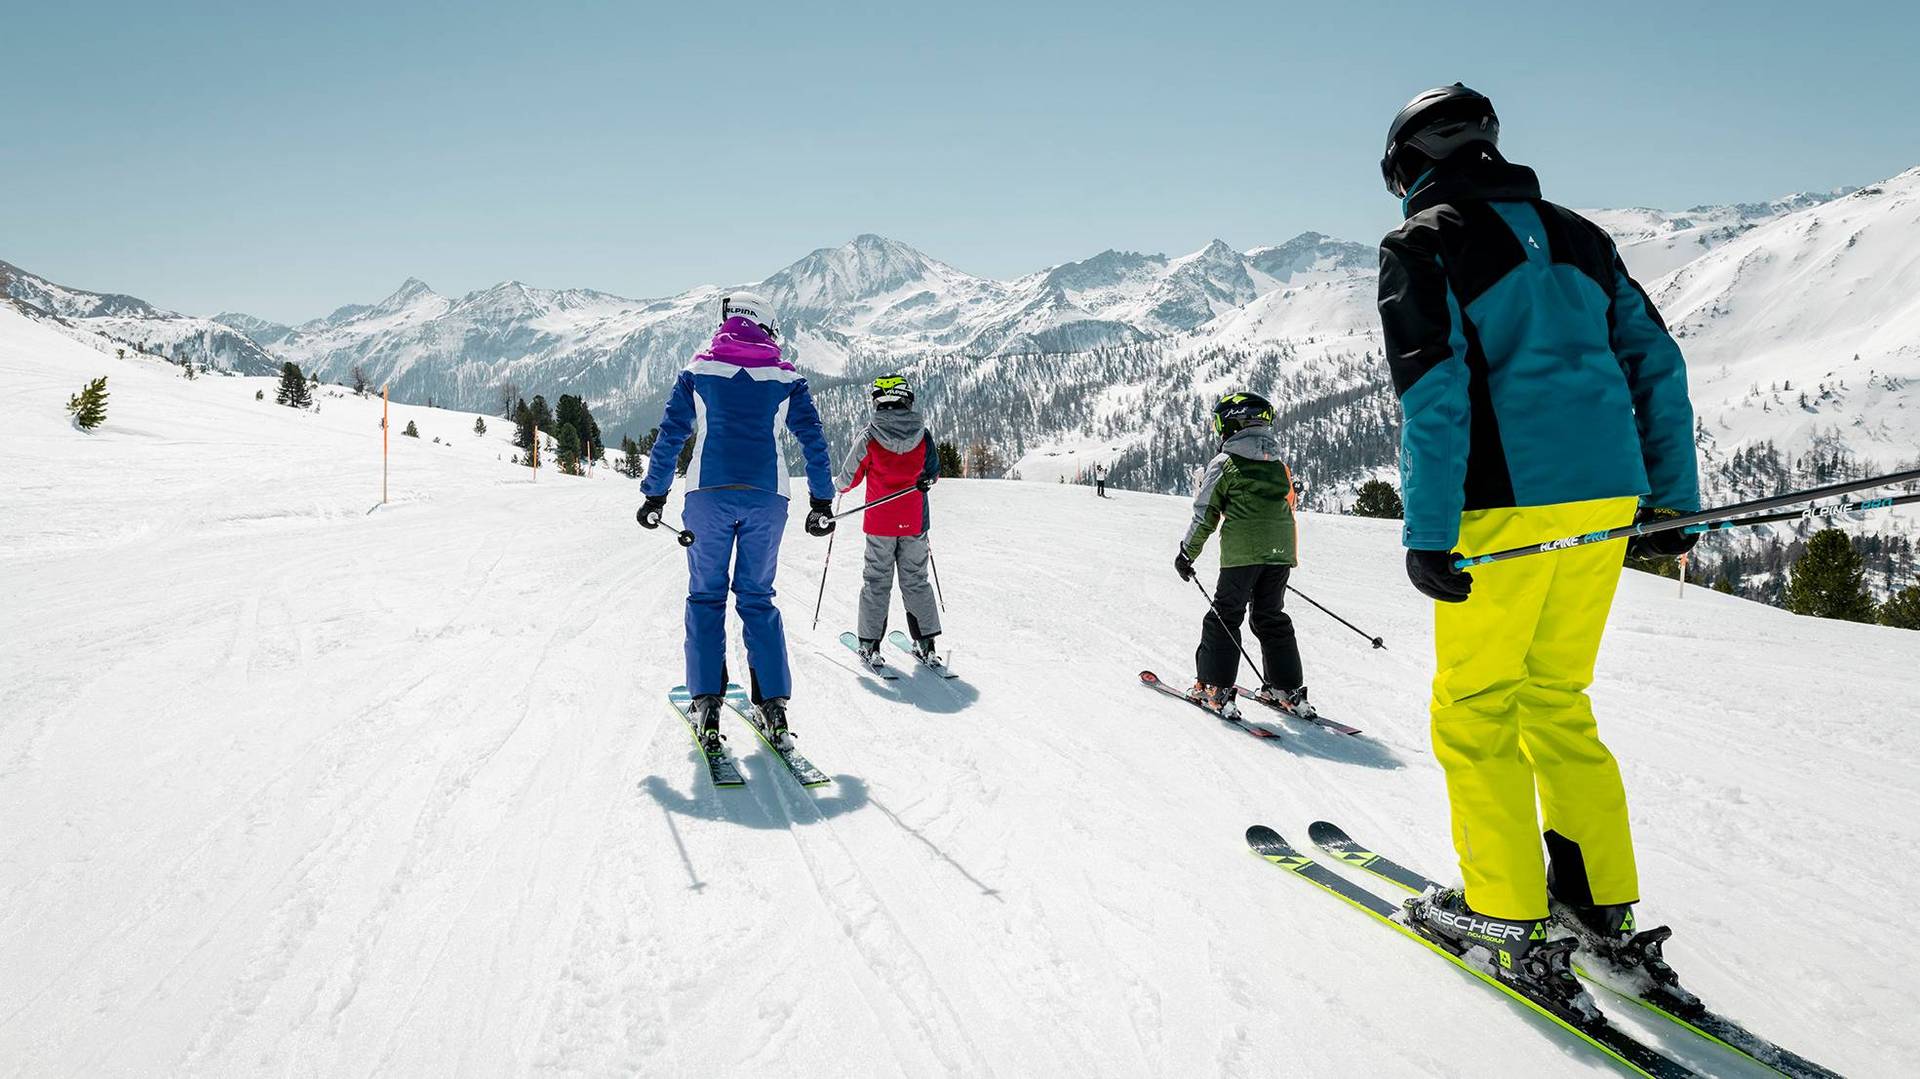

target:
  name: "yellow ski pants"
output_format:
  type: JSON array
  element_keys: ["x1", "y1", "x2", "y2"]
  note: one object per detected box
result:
[{"x1": 1432, "y1": 496, "x2": 1641, "y2": 921}]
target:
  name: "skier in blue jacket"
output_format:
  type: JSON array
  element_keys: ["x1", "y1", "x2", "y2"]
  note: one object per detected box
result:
[{"x1": 638, "y1": 292, "x2": 837, "y2": 750}]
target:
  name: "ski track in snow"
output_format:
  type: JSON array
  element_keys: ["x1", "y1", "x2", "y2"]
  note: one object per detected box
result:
[{"x1": 2, "y1": 306, "x2": 1916, "y2": 1077}]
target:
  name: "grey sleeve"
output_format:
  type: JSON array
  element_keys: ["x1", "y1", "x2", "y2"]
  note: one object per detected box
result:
[{"x1": 1180, "y1": 454, "x2": 1230, "y2": 556}]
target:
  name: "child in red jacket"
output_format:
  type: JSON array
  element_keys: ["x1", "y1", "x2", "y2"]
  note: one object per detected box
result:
[{"x1": 838, "y1": 375, "x2": 942, "y2": 662}]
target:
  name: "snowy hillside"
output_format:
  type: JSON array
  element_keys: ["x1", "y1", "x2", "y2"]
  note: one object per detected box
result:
[
  {"x1": 4, "y1": 301, "x2": 1915, "y2": 1077},
  {"x1": 0, "y1": 258, "x2": 280, "y2": 375},
  {"x1": 1584, "y1": 189, "x2": 1850, "y2": 281}
]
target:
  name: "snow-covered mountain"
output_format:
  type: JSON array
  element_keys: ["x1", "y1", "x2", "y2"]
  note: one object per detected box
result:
[
  {"x1": 1586, "y1": 188, "x2": 1853, "y2": 281},
  {"x1": 220, "y1": 232, "x2": 1375, "y2": 436},
  {"x1": 0, "y1": 258, "x2": 281, "y2": 375}
]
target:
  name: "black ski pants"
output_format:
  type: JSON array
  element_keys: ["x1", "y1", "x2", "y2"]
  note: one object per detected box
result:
[{"x1": 1196, "y1": 563, "x2": 1302, "y2": 691}]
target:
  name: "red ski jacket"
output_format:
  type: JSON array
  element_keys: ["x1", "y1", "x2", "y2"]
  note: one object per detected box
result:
[{"x1": 840, "y1": 434, "x2": 939, "y2": 536}]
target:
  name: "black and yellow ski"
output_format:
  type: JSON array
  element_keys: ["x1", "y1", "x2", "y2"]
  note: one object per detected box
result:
[
  {"x1": 1246, "y1": 824, "x2": 1697, "y2": 1079},
  {"x1": 1305, "y1": 821, "x2": 1845, "y2": 1079}
]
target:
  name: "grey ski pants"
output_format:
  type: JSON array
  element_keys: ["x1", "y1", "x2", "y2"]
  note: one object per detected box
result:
[{"x1": 858, "y1": 533, "x2": 941, "y2": 641}]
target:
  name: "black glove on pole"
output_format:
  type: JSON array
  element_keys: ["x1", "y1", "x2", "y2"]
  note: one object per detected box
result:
[
  {"x1": 1407, "y1": 548, "x2": 1472, "y2": 603},
  {"x1": 1173, "y1": 551, "x2": 1196, "y2": 582},
  {"x1": 805, "y1": 497, "x2": 837, "y2": 537},
  {"x1": 1626, "y1": 506, "x2": 1700, "y2": 559},
  {"x1": 636, "y1": 497, "x2": 695, "y2": 547}
]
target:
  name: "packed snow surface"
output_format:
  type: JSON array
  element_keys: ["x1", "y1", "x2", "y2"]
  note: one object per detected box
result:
[{"x1": 3, "y1": 305, "x2": 1916, "y2": 1076}]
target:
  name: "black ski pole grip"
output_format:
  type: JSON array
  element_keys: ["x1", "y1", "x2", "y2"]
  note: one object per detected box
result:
[{"x1": 677, "y1": 529, "x2": 696, "y2": 547}]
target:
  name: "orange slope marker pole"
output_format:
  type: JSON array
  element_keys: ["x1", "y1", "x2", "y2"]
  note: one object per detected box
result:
[{"x1": 382, "y1": 383, "x2": 389, "y2": 506}]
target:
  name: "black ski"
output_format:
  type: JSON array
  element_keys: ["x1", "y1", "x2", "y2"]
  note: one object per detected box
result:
[
  {"x1": 839, "y1": 631, "x2": 900, "y2": 680},
  {"x1": 722, "y1": 689, "x2": 831, "y2": 789},
  {"x1": 1138, "y1": 670, "x2": 1279, "y2": 739},
  {"x1": 1246, "y1": 825, "x2": 1697, "y2": 1079},
  {"x1": 887, "y1": 630, "x2": 959, "y2": 679},
  {"x1": 1306, "y1": 821, "x2": 1844, "y2": 1079},
  {"x1": 1235, "y1": 685, "x2": 1364, "y2": 736},
  {"x1": 667, "y1": 685, "x2": 745, "y2": 788}
]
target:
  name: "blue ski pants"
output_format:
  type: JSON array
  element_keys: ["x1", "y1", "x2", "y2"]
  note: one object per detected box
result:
[{"x1": 682, "y1": 489, "x2": 793, "y2": 700}]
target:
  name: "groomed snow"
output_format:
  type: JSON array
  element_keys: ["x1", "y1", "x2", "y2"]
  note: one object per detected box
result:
[{"x1": 3, "y1": 305, "x2": 1916, "y2": 1076}]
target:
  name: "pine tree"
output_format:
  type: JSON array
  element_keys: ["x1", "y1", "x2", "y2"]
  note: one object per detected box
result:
[
  {"x1": 512, "y1": 398, "x2": 535, "y2": 450},
  {"x1": 557, "y1": 424, "x2": 582, "y2": 475},
  {"x1": 938, "y1": 440, "x2": 964, "y2": 478},
  {"x1": 619, "y1": 435, "x2": 642, "y2": 477},
  {"x1": 403, "y1": 420, "x2": 420, "y2": 438},
  {"x1": 1351, "y1": 479, "x2": 1403, "y2": 519},
  {"x1": 66, "y1": 376, "x2": 109, "y2": 430},
  {"x1": 530, "y1": 395, "x2": 553, "y2": 434},
  {"x1": 1784, "y1": 529, "x2": 1878, "y2": 623},
  {"x1": 1879, "y1": 586, "x2": 1920, "y2": 630},
  {"x1": 351, "y1": 365, "x2": 370, "y2": 396},
  {"x1": 275, "y1": 362, "x2": 311, "y2": 407},
  {"x1": 474, "y1": 416, "x2": 487, "y2": 436}
]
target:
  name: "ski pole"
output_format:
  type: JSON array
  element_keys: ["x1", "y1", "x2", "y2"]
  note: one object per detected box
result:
[
  {"x1": 929, "y1": 551, "x2": 947, "y2": 613},
  {"x1": 810, "y1": 495, "x2": 840, "y2": 631},
  {"x1": 1687, "y1": 490, "x2": 1920, "y2": 533},
  {"x1": 636, "y1": 506, "x2": 695, "y2": 547},
  {"x1": 1286, "y1": 585, "x2": 1386, "y2": 650},
  {"x1": 830, "y1": 485, "x2": 919, "y2": 520},
  {"x1": 1454, "y1": 467, "x2": 1920, "y2": 570},
  {"x1": 1190, "y1": 575, "x2": 1271, "y2": 688}
]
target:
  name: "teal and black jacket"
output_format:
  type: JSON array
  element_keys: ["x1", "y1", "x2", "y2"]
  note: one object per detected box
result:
[{"x1": 1377, "y1": 152, "x2": 1700, "y2": 551}]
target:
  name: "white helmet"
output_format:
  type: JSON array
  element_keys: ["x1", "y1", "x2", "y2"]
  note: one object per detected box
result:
[{"x1": 716, "y1": 291, "x2": 778, "y2": 337}]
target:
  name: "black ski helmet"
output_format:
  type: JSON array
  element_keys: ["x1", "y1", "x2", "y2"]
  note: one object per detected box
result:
[
  {"x1": 1381, "y1": 83, "x2": 1499, "y2": 198},
  {"x1": 1212, "y1": 391, "x2": 1275, "y2": 437},
  {"x1": 871, "y1": 373, "x2": 914, "y2": 410}
]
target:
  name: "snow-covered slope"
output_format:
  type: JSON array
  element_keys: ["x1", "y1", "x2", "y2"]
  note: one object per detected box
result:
[
  {"x1": 1584, "y1": 189, "x2": 1851, "y2": 281},
  {"x1": 3, "y1": 301, "x2": 1914, "y2": 1077},
  {"x1": 0, "y1": 258, "x2": 282, "y2": 375},
  {"x1": 1653, "y1": 168, "x2": 1920, "y2": 471}
]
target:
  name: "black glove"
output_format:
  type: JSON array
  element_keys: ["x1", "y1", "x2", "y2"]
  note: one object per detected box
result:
[
  {"x1": 1174, "y1": 550, "x2": 1196, "y2": 582},
  {"x1": 1406, "y1": 548, "x2": 1472, "y2": 603},
  {"x1": 804, "y1": 497, "x2": 836, "y2": 537},
  {"x1": 637, "y1": 495, "x2": 666, "y2": 529},
  {"x1": 915, "y1": 475, "x2": 936, "y2": 492},
  {"x1": 1626, "y1": 506, "x2": 1699, "y2": 559}
]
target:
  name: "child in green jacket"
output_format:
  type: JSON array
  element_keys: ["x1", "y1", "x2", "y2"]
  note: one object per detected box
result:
[{"x1": 1173, "y1": 391, "x2": 1312, "y2": 719}]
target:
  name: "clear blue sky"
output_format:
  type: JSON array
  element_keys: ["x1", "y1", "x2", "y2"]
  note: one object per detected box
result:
[{"x1": 4, "y1": 1, "x2": 1914, "y2": 324}]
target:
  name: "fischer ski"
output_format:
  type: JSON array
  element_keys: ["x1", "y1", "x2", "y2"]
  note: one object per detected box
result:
[
  {"x1": 1306, "y1": 821, "x2": 1845, "y2": 1079},
  {"x1": 1235, "y1": 685, "x2": 1364, "y2": 736},
  {"x1": 887, "y1": 630, "x2": 958, "y2": 678},
  {"x1": 667, "y1": 685, "x2": 745, "y2": 788},
  {"x1": 1138, "y1": 670, "x2": 1279, "y2": 739},
  {"x1": 839, "y1": 631, "x2": 900, "y2": 680},
  {"x1": 721, "y1": 689, "x2": 831, "y2": 788},
  {"x1": 1246, "y1": 825, "x2": 1697, "y2": 1079}
]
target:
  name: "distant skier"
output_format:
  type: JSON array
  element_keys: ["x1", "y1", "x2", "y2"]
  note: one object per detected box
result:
[
  {"x1": 637, "y1": 292, "x2": 837, "y2": 749},
  {"x1": 839, "y1": 374, "x2": 943, "y2": 664},
  {"x1": 1093, "y1": 462, "x2": 1109, "y2": 498},
  {"x1": 1376, "y1": 84, "x2": 1700, "y2": 1002},
  {"x1": 1173, "y1": 392, "x2": 1310, "y2": 719}
]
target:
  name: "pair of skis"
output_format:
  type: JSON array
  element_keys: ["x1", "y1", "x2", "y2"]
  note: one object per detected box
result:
[
  {"x1": 839, "y1": 630, "x2": 958, "y2": 681},
  {"x1": 666, "y1": 683, "x2": 831, "y2": 789},
  {"x1": 1248, "y1": 822, "x2": 1843, "y2": 1079},
  {"x1": 1138, "y1": 670, "x2": 1362, "y2": 738}
]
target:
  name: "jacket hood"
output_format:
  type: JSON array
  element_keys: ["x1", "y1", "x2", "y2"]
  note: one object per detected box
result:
[
  {"x1": 866, "y1": 406, "x2": 926, "y2": 454},
  {"x1": 1222, "y1": 425, "x2": 1283, "y2": 461},
  {"x1": 1403, "y1": 149, "x2": 1542, "y2": 218},
  {"x1": 697, "y1": 316, "x2": 791, "y2": 371}
]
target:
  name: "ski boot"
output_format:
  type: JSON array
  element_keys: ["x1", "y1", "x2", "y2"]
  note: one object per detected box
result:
[
  {"x1": 1551, "y1": 900, "x2": 1701, "y2": 1014},
  {"x1": 856, "y1": 637, "x2": 883, "y2": 665},
  {"x1": 1187, "y1": 682, "x2": 1242, "y2": 720},
  {"x1": 1407, "y1": 887, "x2": 1600, "y2": 1022},
  {"x1": 911, "y1": 635, "x2": 943, "y2": 668},
  {"x1": 757, "y1": 697, "x2": 794, "y2": 750},
  {"x1": 1255, "y1": 684, "x2": 1317, "y2": 719},
  {"x1": 690, "y1": 694, "x2": 725, "y2": 755}
]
